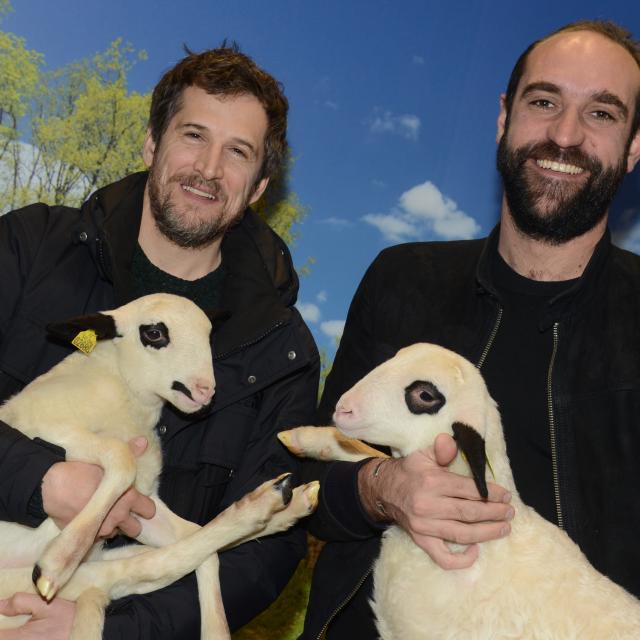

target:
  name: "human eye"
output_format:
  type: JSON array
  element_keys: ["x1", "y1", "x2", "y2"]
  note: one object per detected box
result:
[
  {"x1": 590, "y1": 109, "x2": 615, "y2": 122},
  {"x1": 229, "y1": 145, "x2": 249, "y2": 159},
  {"x1": 530, "y1": 98, "x2": 555, "y2": 110}
]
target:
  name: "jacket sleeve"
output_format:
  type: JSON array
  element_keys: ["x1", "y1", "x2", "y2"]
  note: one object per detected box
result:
[
  {"x1": 302, "y1": 255, "x2": 389, "y2": 542},
  {"x1": 103, "y1": 329, "x2": 320, "y2": 638},
  {"x1": 0, "y1": 206, "x2": 67, "y2": 526}
]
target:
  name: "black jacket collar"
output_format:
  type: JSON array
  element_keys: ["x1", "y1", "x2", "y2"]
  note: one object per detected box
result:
[
  {"x1": 476, "y1": 224, "x2": 612, "y2": 329},
  {"x1": 81, "y1": 172, "x2": 299, "y2": 356}
]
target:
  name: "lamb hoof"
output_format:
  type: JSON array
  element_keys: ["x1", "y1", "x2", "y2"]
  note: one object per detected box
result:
[
  {"x1": 277, "y1": 430, "x2": 303, "y2": 456},
  {"x1": 304, "y1": 480, "x2": 320, "y2": 511},
  {"x1": 33, "y1": 565, "x2": 56, "y2": 601},
  {"x1": 273, "y1": 473, "x2": 293, "y2": 506}
]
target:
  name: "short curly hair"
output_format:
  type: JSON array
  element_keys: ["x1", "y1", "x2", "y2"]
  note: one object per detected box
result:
[{"x1": 149, "y1": 43, "x2": 288, "y2": 181}]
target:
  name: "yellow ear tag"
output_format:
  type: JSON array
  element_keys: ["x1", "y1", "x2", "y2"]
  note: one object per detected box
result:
[{"x1": 71, "y1": 329, "x2": 97, "y2": 355}]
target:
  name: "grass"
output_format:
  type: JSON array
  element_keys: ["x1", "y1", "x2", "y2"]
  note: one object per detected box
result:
[{"x1": 232, "y1": 536, "x2": 323, "y2": 640}]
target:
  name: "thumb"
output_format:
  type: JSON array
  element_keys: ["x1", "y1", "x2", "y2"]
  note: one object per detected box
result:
[
  {"x1": 128, "y1": 436, "x2": 148, "y2": 458},
  {"x1": 0, "y1": 593, "x2": 40, "y2": 617},
  {"x1": 433, "y1": 433, "x2": 458, "y2": 467}
]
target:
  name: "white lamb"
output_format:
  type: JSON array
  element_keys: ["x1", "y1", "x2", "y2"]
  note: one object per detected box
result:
[
  {"x1": 0, "y1": 293, "x2": 318, "y2": 639},
  {"x1": 280, "y1": 343, "x2": 640, "y2": 640}
]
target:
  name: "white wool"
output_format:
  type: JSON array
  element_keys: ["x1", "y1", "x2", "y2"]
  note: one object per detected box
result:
[
  {"x1": 0, "y1": 293, "x2": 318, "y2": 639},
  {"x1": 283, "y1": 343, "x2": 640, "y2": 639}
]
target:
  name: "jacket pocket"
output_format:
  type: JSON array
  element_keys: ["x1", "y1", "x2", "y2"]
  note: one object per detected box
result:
[{"x1": 158, "y1": 403, "x2": 258, "y2": 526}]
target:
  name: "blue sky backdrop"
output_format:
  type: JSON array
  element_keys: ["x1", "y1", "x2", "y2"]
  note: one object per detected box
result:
[{"x1": 6, "y1": 0, "x2": 640, "y2": 355}]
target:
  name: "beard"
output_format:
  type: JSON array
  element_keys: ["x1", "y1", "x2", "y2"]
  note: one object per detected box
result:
[
  {"x1": 147, "y1": 167, "x2": 243, "y2": 249},
  {"x1": 497, "y1": 136, "x2": 627, "y2": 245}
]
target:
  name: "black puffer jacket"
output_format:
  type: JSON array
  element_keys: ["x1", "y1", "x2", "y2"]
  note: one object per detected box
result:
[
  {"x1": 0, "y1": 172, "x2": 320, "y2": 638},
  {"x1": 302, "y1": 227, "x2": 640, "y2": 639}
]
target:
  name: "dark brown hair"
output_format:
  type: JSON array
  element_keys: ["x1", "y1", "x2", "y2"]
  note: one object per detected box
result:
[
  {"x1": 504, "y1": 21, "x2": 640, "y2": 135},
  {"x1": 149, "y1": 42, "x2": 288, "y2": 180}
]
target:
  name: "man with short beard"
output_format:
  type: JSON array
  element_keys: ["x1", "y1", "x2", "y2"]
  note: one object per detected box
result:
[
  {"x1": 0, "y1": 46, "x2": 319, "y2": 638},
  {"x1": 302, "y1": 20, "x2": 640, "y2": 639}
]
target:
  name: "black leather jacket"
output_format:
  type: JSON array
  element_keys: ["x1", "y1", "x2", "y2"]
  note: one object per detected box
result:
[
  {"x1": 302, "y1": 227, "x2": 640, "y2": 638},
  {"x1": 0, "y1": 172, "x2": 320, "y2": 638}
]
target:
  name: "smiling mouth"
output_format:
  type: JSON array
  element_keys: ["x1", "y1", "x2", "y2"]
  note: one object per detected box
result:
[
  {"x1": 182, "y1": 184, "x2": 218, "y2": 200},
  {"x1": 536, "y1": 159, "x2": 585, "y2": 175}
]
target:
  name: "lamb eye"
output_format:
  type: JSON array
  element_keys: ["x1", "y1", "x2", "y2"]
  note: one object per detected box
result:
[
  {"x1": 405, "y1": 380, "x2": 445, "y2": 415},
  {"x1": 139, "y1": 323, "x2": 170, "y2": 349}
]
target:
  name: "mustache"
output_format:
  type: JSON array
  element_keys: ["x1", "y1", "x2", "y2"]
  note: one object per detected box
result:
[
  {"x1": 517, "y1": 140, "x2": 602, "y2": 174},
  {"x1": 169, "y1": 174, "x2": 226, "y2": 199}
]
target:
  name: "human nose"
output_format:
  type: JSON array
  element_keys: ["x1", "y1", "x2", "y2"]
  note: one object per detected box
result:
[
  {"x1": 194, "y1": 144, "x2": 224, "y2": 181},
  {"x1": 547, "y1": 107, "x2": 585, "y2": 149}
]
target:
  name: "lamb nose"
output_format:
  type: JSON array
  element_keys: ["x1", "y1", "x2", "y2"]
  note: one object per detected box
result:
[{"x1": 194, "y1": 379, "x2": 215, "y2": 403}]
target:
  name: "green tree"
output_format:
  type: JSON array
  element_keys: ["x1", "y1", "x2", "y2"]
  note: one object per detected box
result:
[
  {"x1": 29, "y1": 39, "x2": 149, "y2": 206},
  {"x1": 0, "y1": 29, "x2": 42, "y2": 210},
  {"x1": 253, "y1": 153, "x2": 306, "y2": 244}
]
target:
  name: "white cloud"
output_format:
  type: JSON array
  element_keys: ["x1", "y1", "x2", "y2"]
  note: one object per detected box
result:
[
  {"x1": 324, "y1": 100, "x2": 339, "y2": 110},
  {"x1": 0, "y1": 142, "x2": 88, "y2": 215},
  {"x1": 297, "y1": 302, "x2": 321, "y2": 324},
  {"x1": 321, "y1": 320, "x2": 346, "y2": 340},
  {"x1": 368, "y1": 109, "x2": 421, "y2": 141},
  {"x1": 318, "y1": 216, "x2": 353, "y2": 228},
  {"x1": 612, "y1": 208, "x2": 640, "y2": 254},
  {"x1": 316, "y1": 290, "x2": 328, "y2": 303},
  {"x1": 362, "y1": 214, "x2": 419, "y2": 243},
  {"x1": 371, "y1": 179, "x2": 387, "y2": 189},
  {"x1": 412, "y1": 55, "x2": 425, "y2": 65},
  {"x1": 362, "y1": 180, "x2": 480, "y2": 242}
]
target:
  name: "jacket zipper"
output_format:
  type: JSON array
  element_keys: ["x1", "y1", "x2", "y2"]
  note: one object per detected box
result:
[
  {"x1": 315, "y1": 305, "x2": 504, "y2": 638},
  {"x1": 547, "y1": 322, "x2": 564, "y2": 529},
  {"x1": 476, "y1": 306, "x2": 503, "y2": 370},
  {"x1": 316, "y1": 564, "x2": 374, "y2": 640}
]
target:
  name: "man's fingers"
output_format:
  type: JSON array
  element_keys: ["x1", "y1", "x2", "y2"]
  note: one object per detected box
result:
[
  {"x1": 132, "y1": 493, "x2": 156, "y2": 520},
  {"x1": 434, "y1": 496, "x2": 514, "y2": 524},
  {"x1": 98, "y1": 489, "x2": 156, "y2": 538},
  {"x1": 0, "y1": 592, "x2": 44, "y2": 617},
  {"x1": 438, "y1": 473, "x2": 511, "y2": 504},
  {"x1": 433, "y1": 433, "x2": 458, "y2": 466},
  {"x1": 128, "y1": 436, "x2": 148, "y2": 458},
  {"x1": 116, "y1": 515, "x2": 143, "y2": 539},
  {"x1": 417, "y1": 537, "x2": 480, "y2": 570},
  {"x1": 419, "y1": 518, "x2": 511, "y2": 545}
]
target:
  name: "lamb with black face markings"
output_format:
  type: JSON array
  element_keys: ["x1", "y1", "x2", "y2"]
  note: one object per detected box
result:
[
  {"x1": 280, "y1": 342, "x2": 640, "y2": 640},
  {"x1": 0, "y1": 292, "x2": 319, "y2": 640}
]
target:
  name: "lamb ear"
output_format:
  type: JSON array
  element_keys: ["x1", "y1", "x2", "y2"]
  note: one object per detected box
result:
[
  {"x1": 452, "y1": 422, "x2": 488, "y2": 500},
  {"x1": 205, "y1": 309, "x2": 232, "y2": 332},
  {"x1": 46, "y1": 313, "x2": 119, "y2": 344}
]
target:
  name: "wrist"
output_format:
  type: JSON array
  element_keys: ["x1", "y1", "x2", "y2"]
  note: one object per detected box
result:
[
  {"x1": 357, "y1": 457, "x2": 393, "y2": 522},
  {"x1": 41, "y1": 461, "x2": 65, "y2": 519},
  {"x1": 27, "y1": 481, "x2": 48, "y2": 522}
]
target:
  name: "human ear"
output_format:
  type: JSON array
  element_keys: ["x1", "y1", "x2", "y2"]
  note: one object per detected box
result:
[
  {"x1": 496, "y1": 94, "x2": 508, "y2": 144},
  {"x1": 142, "y1": 129, "x2": 156, "y2": 168}
]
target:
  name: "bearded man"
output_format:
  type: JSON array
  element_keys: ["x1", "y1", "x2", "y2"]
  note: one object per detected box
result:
[
  {"x1": 302, "y1": 20, "x2": 640, "y2": 639},
  {"x1": 0, "y1": 45, "x2": 319, "y2": 638}
]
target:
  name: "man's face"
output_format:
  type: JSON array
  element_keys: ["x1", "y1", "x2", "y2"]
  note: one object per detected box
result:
[
  {"x1": 496, "y1": 31, "x2": 640, "y2": 244},
  {"x1": 143, "y1": 86, "x2": 269, "y2": 249}
]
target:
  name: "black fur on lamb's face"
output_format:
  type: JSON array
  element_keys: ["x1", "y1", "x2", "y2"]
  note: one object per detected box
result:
[
  {"x1": 403, "y1": 378, "x2": 488, "y2": 501},
  {"x1": 139, "y1": 322, "x2": 170, "y2": 349},
  {"x1": 404, "y1": 380, "x2": 446, "y2": 415},
  {"x1": 452, "y1": 422, "x2": 488, "y2": 500}
]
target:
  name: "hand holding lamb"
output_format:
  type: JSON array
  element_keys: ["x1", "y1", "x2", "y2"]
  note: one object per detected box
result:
[
  {"x1": 280, "y1": 342, "x2": 640, "y2": 640},
  {"x1": 0, "y1": 293, "x2": 318, "y2": 639}
]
